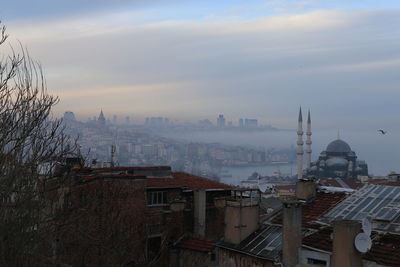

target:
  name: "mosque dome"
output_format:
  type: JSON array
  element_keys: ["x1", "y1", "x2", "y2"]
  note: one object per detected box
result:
[{"x1": 326, "y1": 139, "x2": 351, "y2": 153}]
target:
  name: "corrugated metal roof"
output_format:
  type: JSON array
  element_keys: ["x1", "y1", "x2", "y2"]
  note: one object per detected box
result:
[
  {"x1": 322, "y1": 184, "x2": 400, "y2": 233},
  {"x1": 217, "y1": 223, "x2": 282, "y2": 261},
  {"x1": 271, "y1": 191, "x2": 347, "y2": 228}
]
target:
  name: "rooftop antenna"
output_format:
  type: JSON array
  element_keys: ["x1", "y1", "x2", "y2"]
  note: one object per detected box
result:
[{"x1": 337, "y1": 130, "x2": 341, "y2": 140}]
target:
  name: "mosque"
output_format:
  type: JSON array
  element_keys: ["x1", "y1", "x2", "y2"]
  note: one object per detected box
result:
[{"x1": 296, "y1": 108, "x2": 368, "y2": 179}]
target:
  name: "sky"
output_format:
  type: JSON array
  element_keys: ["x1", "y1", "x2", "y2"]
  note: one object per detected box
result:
[{"x1": 1, "y1": 0, "x2": 400, "y2": 129}]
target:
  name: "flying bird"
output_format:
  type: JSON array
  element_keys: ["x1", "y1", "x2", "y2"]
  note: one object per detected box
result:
[{"x1": 378, "y1": 130, "x2": 387, "y2": 135}]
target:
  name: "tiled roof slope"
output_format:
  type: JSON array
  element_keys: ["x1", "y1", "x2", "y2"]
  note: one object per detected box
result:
[
  {"x1": 319, "y1": 178, "x2": 363, "y2": 190},
  {"x1": 271, "y1": 192, "x2": 347, "y2": 227},
  {"x1": 303, "y1": 227, "x2": 400, "y2": 267},
  {"x1": 368, "y1": 179, "x2": 400, "y2": 187},
  {"x1": 365, "y1": 233, "x2": 400, "y2": 266},
  {"x1": 179, "y1": 238, "x2": 215, "y2": 252},
  {"x1": 146, "y1": 172, "x2": 233, "y2": 190},
  {"x1": 217, "y1": 224, "x2": 282, "y2": 261},
  {"x1": 303, "y1": 227, "x2": 333, "y2": 252}
]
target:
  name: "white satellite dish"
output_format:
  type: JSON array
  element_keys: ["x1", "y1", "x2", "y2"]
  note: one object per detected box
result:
[
  {"x1": 362, "y1": 218, "x2": 372, "y2": 236},
  {"x1": 354, "y1": 233, "x2": 372, "y2": 253}
]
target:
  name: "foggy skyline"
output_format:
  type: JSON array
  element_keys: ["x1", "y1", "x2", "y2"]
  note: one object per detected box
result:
[{"x1": 1, "y1": 1, "x2": 400, "y2": 130}]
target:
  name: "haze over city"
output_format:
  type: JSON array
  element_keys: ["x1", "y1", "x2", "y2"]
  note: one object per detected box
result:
[
  {"x1": 1, "y1": 0, "x2": 399, "y2": 130},
  {"x1": 4, "y1": 1, "x2": 400, "y2": 267}
]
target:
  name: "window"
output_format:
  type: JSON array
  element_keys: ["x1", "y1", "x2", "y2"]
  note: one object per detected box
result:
[
  {"x1": 147, "y1": 191, "x2": 167, "y2": 206},
  {"x1": 307, "y1": 258, "x2": 327, "y2": 266}
]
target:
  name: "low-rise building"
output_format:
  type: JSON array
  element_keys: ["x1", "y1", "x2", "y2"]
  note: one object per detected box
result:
[{"x1": 44, "y1": 165, "x2": 232, "y2": 266}]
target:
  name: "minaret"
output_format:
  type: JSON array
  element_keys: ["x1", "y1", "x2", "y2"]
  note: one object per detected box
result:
[
  {"x1": 306, "y1": 110, "x2": 312, "y2": 170},
  {"x1": 296, "y1": 107, "x2": 304, "y2": 180}
]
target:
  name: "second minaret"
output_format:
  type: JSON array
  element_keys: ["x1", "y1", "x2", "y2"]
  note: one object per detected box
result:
[
  {"x1": 297, "y1": 107, "x2": 304, "y2": 180},
  {"x1": 306, "y1": 110, "x2": 312, "y2": 170}
]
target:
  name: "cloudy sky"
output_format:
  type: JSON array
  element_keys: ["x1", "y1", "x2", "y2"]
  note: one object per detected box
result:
[{"x1": 1, "y1": 0, "x2": 400, "y2": 129}]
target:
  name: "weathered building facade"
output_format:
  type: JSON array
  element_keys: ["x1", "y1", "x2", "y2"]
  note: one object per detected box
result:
[{"x1": 44, "y1": 165, "x2": 232, "y2": 266}]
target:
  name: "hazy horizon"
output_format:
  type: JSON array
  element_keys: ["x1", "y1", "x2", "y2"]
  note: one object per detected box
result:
[{"x1": 1, "y1": 1, "x2": 400, "y2": 130}]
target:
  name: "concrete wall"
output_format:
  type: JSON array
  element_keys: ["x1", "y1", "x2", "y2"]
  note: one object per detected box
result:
[
  {"x1": 224, "y1": 199, "x2": 259, "y2": 245},
  {"x1": 300, "y1": 248, "x2": 331, "y2": 267},
  {"x1": 296, "y1": 179, "x2": 316, "y2": 201},
  {"x1": 194, "y1": 190, "x2": 206, "y2": 237},
  {"x1": 331, "y1": 220, "x2": 362, "y2": 267},
  {"x1": 179, "y1": 249, "x2": 216, "y2": 267},
  {"x1": 282, "y1": 200, "x2": 302, "y2": 267},
  {"x1": 217, "y1": 248, "x2": 273, "y2": 267}
]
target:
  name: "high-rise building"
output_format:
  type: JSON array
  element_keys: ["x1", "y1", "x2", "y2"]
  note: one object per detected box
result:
[
  {"x1": 217, "y1": 114, "x2": 226, "y2": 128},
  {"x1": 98, "y1": 110, "x2": 106, "y2": 126},
  {"x1": 239, "y1": 118, "x2": 244, "y2": 127},
  {"x1": 112, "y1": 115, "x2": 117, "y2": 124},
  {"x1": 125, "y1": 116, "x2": 130, "y2": 125},
  {"x1": 63, "y1": 111, "x2": 76, "y2": 121},
  {"x1": 244, "y1": 119, "x2": 258, "y2": 128}
]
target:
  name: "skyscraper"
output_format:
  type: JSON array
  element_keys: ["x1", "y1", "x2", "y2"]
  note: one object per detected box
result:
[
  {"x1": 98, "y1": 110, "x2": 106, "y2": 126},
  {"x1": 239, "y1": 118, "x2": 244, "y2": 127},
  {"x1": 217, "y1": 114, "x2": 226, "y2": 128}
]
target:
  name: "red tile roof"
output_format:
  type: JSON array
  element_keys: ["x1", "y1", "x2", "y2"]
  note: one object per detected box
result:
[
  {"x1": 368, "y1": 179, "x2": 400, "y2": 187},
  {"x1": 146, "y1": 172, "x2": 233, "y2": 190},
  {"x1": 303, "y1": 228, "x2": 400, "y2": 267},
  {"x1": 275, "y1": 185, "x2": 296, "y2": 191},
  {"x1": 80, "y1": 174, "x2": 147, "y2": 183},
  {"x1": 303, "y1": 227, "x2": 333, "y2": 252},
  {"x1": 179, "y1": 238, "x2": 215, "y2": 252},
  {"x1": 365, "y1": 233, "x2": 400, "y2": 266},
  {"x1": 271, "y1": 192, "x2": 347, "y2": 227},
  {"x1": 82, "y1": 166, "x2": 171, "y2": 171},
  {"x1": 319, "y1": 178, "x2": 363, "y2": 190}
]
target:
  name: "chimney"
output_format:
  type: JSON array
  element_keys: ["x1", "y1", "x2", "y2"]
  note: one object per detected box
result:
[
  {"x1": 331, "y1": 220, "x2": 363, "y2": 267},
  {"x1": 282, "y1": 199, "x2": 302, "y2": 267},
  {"x1": 296, "y1": 178, "x2": 316, "y2": 201},
  {"x1": 193, "y1": 190, "x2": 206, "y2": 237},
  {"x1": 224, "y1": 189, "x2": 259, "y2": 245}
]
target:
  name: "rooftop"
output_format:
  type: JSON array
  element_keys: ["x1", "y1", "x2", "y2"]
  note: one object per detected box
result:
[
  {"x1": 271, "y1": 191, "x2": 347, "y2": 227},
  {"x1": 146, "y1": 172, "x2": 233, "y2": 191},
  {"x1": 367, "y1": 179, "x2": 400, "y2": 187},
  {"x1": 179, "y1": 238, "x2": 215, "y2": 253},
  {"x1": 322, "y1": 184, "x2": 400, "y2": 233},
  {"x1": 319, "y1": 178, "x2": 363, "y2": 190},
  {"x1": 303, "y1": 227, "x2": 400, "y2": 267},
  {"x1": 217, "y1": 223, "x2": 282, "y2": 261}
]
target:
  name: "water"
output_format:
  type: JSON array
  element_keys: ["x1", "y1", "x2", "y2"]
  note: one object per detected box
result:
[
  {"x1": 161, "y1": 129, "x2": 400, "y2": 182},
  {"x1": 221, "y1": 164, "x2": 296, "y2": 186}
]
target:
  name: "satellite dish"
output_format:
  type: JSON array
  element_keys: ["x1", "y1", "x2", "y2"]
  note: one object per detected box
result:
[
  {"x1": 355, "y1": 233, "x2": 372, "y2": 253},
  {"x1": 362, "y1": 218, "x2": 372, "y2": 236}
]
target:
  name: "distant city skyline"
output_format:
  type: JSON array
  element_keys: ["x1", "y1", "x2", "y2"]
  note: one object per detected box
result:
[
  {"x1": 67, "y1": 110, "x2": 272, "y2": 128},
  {"x1": 1, "y1": 1, "x2": 400, "y2": 130}
]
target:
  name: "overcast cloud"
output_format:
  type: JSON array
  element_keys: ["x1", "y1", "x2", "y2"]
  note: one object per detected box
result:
[{"x1": 1, "y1": 1, "x2": 400, "y2": 129}]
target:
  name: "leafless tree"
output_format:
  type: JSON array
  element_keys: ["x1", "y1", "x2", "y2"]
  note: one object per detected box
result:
[{"x1": 0, "y1": 22, "x2": 76, "y2": 266}]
